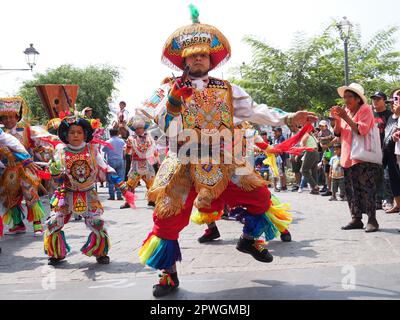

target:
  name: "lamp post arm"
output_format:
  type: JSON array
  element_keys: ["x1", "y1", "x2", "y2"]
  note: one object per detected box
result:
[{"x1": 0, "y1": 68, "x2": 32, "y2": 71}]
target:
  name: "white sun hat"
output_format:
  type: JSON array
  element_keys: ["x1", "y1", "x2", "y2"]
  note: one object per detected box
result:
[{"x1": 337, "y1": 83, "x2": 368, "y2": 105}]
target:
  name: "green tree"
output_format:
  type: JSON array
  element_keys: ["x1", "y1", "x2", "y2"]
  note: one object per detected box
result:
[
  {"x1": 18, "y1": 64, "x2": 120, "y2": 125},
  {"x1": 230, "y1": 22, "x2": 400, "y2": 116}
]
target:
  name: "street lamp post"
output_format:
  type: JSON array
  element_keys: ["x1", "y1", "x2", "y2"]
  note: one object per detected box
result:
[
  {"x1": 0, "y1": 43, "x2": 39, "y2": 71},
  {"x1": 337, "y1": 17, "x2": 352, "y2": 86}
]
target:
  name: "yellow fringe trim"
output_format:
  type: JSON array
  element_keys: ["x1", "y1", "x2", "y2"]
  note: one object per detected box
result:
[
  {"x1": 138, "y1": 234, "x2": 161, "y2": 265},
  {"x1": 182, "y1": 45, "x2": 211, "y2": 58},
  {"x1": 266, "y1": 202, "x2": 293, "y2": 233},
  {"x1": 190, "y1": 209, "x2": 224, "y2": 225}
]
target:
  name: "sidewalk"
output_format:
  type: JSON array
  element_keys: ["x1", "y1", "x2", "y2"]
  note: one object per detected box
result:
[{"x1": 1, "y1": 185, "x2": 400, "y2": 299}]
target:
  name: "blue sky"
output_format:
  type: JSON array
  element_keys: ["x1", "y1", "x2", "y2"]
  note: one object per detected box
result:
[{"x1": 1, "y1": 0, "x2": 398, "y2": 113}]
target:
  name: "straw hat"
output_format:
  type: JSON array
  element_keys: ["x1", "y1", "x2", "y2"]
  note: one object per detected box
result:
[{"x1": 337, "y1": 83, "x2": 368, "y2": 105}]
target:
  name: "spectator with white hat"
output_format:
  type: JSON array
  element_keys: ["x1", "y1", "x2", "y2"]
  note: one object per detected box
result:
[{"x1": 331, "y1": 83, "x2": 380, "y2": 233}]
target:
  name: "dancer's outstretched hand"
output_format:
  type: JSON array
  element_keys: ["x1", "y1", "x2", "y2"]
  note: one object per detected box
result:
[{"x1": 293, "y1": 111, "x2": 318, "y2": 126}]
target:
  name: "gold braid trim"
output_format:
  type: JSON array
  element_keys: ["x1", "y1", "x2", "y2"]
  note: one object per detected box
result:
[
  {"x1": 191, "y1": 163, "x2": 235, "y2": 209},
  {"x1": 239, "y1": 171, "x2": 267, "y2": 192},
  {"x1": 148, "y1": 163, "x2": 192, "y2": 219}
]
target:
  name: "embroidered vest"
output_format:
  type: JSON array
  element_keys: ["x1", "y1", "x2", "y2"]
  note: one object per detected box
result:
[
  {"x1": 63, "y1": 145, "x2": 97, "y2": 191},
  {"x1": 182, "y1": 77, "x2": 234, "y2": 133}
]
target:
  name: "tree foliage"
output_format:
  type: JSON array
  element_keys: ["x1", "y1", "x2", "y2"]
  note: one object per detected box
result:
[
  {"x1": 230, "y1": 21, "x2": 400, "y2": 115},
  {"x1": 18, "y1": 64, "x2": 120, "y2": 125}
]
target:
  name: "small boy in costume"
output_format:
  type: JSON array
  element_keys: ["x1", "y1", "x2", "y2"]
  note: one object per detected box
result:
[
  {"x1": 44, "y1": 117, "x2": 135, "y2": 266},
  {"x1": 121, "y1": 115, "x2": 158, "y2": 208}
]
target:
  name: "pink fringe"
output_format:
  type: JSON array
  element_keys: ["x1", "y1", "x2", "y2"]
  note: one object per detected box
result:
[{"x1": 124, "y1": 191, "x2": 136, "y2": 209}]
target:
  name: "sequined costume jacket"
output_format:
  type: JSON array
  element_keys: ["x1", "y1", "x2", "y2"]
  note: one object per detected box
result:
[{"x1": 138, "y1": 77, "x2": 290, "y2": 218}]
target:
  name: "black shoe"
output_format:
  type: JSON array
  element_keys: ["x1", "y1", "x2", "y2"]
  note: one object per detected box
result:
[
  {"x1": 321, "y1": 191, "x2": 332, "y2": 196},
  {"x1": 341, "y1": 219, "x2": 364, "y2": 230},
  {"x1": 96, "y1": 256, "x2": 110, "y2": 264},
  {"x1": 107, "y1": 197, "x2": 115, "y2": 201},
  {"x1": 236, "y1": 237, "x2": 273, "y2": 263},
  {"x1": 320, "y1": 187, "x2": 327, "y2": 193},
  {"x1": 365, "y1": 218, "x2": 379, "y2": 233},
  {"x1": 147, "y1": 201, "x2": 156, "y2": 207},
  {"x1": 281, "y1": 186, "x2": 288, "y2": 191},
  {"x1": 198, "y1": 227, "x2": 220, "y2": 243},
  {"x1": 274, "y1": 187, "x2": 281, "y2": 193},
  {"x1": 120, "y1": 203, "x2": 130, "y2": 209},
  {"x1": 291, "y1": 186, "x2": 299, "y2": 192},
  {"x1": 152, "y1": 272, "x2": 179, "y2": 298},
  {"x1": 48, "y1": 257, "x2": 64, "y2": 266},
  {"x1": 117, "y1": 197, "x2": 123, "y2": 201},
  {"x1": 280, "y1": 230, "x2": 292, "y2": 242}
]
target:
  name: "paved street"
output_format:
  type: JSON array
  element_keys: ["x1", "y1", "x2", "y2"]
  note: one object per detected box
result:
[{"x1": 1, "y1": 185, "x2": 400, "y2": 300}]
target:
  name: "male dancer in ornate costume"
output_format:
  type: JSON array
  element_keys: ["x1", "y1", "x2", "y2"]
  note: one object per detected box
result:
[{"x1": 138, "y1": 6, "x2": 317, "y2": 297}]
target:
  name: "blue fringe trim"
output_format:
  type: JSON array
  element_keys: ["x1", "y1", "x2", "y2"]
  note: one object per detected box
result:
[
  {"x1": 243, "y1": 213, "x2": 279, "y2": 241},
  {"x1": 147, "y1": 239, "x2": 182, "y2": 270}
]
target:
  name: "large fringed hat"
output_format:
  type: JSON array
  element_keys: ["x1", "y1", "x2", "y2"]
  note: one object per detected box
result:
[
  {"x1": 161, "y1": 4, "x2": 231, "y2": 71},
  {"x1": 0, "y1": 96, "x2": 29, "y2": 121}
]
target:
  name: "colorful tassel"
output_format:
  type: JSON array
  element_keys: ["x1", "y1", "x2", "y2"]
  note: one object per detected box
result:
[
  {"x1": 159, "y1": 273, "x2": 176, "y2": 286},
  {"x1": 3, "y1": 205, "x2": 25, "y2": 226},
  {"x1": 190, "y1": 209, "x2": 224, "y2": 225},
  {"x1": 44, "y1": 230, "x2": 70, "y2": 259},
  {"x1": 266, "y1": 207, "x2": 292, "y2": 233},
  {"x1": 243, "y1": 214, "x2": 279, "y2": 241},
  {"x1": 50, "y1": 187, "x2": 66, "y2": 209},
  {"x1": 123, "y1": 190, "x2": 136, "y2": 209},
  {"x1": 139, "y1": 233, "x2": 182, "y2": 270},
  {"x1": 111, "y1": 175, "x2": 136, "y2": 208},
  {"x1": 81, "y1": 230, "x2": 110, "y2": 257},
  {"x1": 242, "y1": 195, "x2": 292, "y2": 241},
  {"x1": 27, "y1": 201, "x2": 46, "y2": 223}
]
